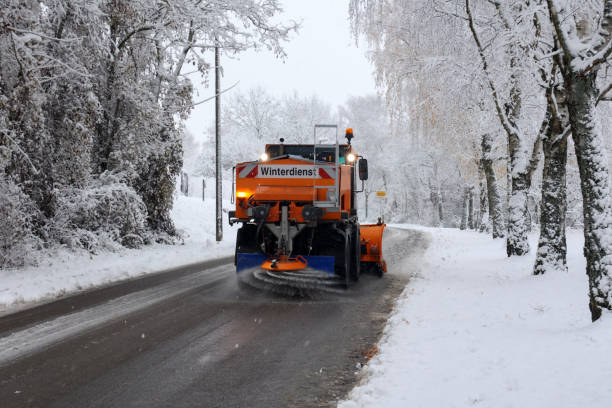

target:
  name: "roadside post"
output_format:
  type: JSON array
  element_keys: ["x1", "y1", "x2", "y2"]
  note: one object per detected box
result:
[
  {"x1": 215, "y1": 43, "x2": 223, "y2": 242},
  {"x1": 376, "y1": 190, "x2": 386, "y2": 223}
]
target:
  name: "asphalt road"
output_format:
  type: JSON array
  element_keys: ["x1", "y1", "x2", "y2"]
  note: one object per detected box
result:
[{"x1": 0, "y1": 227, "x2": 428, "y2": 408}]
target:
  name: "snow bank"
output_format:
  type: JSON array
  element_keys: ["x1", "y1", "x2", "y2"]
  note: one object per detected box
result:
[
  {"x1": 0, "y1": 195, "x2": 237, "y2": 312},
  {"x1": 340, "y1": 227, "x2": 612, "y2": 408}
]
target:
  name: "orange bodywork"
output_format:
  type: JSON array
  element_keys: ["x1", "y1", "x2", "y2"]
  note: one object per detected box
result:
[
  {"x1": 261, "y1": 255, "x2": 308, "y2": 271},
  {"x1": 360, "y1": 223, "x2": 387, "y2": 273},
  {"x1": 232, "y1": 149, "x2": 386, "y2": 273},
  {"x1": 234, "y1": 157, "x2": 353, "y2": 223}
]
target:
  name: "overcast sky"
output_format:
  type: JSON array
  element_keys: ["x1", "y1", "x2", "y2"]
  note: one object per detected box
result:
[{"x1": 184, "y1": 0, "x2": 377, "y2": 140}]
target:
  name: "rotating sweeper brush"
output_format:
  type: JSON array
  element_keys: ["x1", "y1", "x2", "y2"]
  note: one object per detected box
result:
[{"x1": 229, "y1": 125, "x2": 386, "y2": 295}]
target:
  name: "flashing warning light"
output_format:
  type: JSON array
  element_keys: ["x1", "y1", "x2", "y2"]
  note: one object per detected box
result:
[
  {"x1": 237, "y1": 191, "x2": 248, "y2": 198},
  {"x1": 345, "y1": 128, "x2": 354, "y2": 145},
  {"x1": 260, "y1": 152, "x2": 269, "y2": 161},
  {"x1": 347, "y1": 153, "x2": 356, "y2": 163}
]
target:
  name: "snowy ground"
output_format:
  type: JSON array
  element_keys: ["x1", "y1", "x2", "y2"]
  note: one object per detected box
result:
[
  {"x1": 0, "y1": 195, "x2": 237, "y2": 313},
  {"x1": 340, "y1": 226, "x2": 612, "y2": 408}
]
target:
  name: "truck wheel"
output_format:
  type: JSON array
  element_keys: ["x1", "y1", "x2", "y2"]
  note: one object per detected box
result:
[
  {"x1": 350, "y1": 224, "x2": 360, "y2": 282},
  {"x1": 343, "y1": 230, "x2": 351, "y2": 289},
  {"x1": 235, "y1": 224, "x2": 258, "y2": 265}
]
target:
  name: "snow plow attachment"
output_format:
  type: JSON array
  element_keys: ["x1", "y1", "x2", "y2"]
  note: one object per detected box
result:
[
  {"x1": 236, "y1": 253, "x2": 344, "y2": 295},
  {"x1": 360, "y1": 222, "x2": 387, "y2": 276}
]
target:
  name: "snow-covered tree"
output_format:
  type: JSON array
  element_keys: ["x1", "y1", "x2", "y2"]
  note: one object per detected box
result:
[
  {"x1": 0, "y1": 0, "x2": 297, "y2": 265},
  {"x1": 544, "y1": 0, "x2": 612, "y2": 320},
  {"x1": 349, "y1": 0, "x2": 506, "y2": 228}
]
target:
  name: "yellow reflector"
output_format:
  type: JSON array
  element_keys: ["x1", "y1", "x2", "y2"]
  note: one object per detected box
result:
[{"x1": 376, "y1": 191, "x2": 386, "y2": 197}]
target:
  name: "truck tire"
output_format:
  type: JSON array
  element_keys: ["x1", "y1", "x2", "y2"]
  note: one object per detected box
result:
[
  {"x1": 343, "y1": 231, "x2": 351, "y2": 289},
  {"x1": 350, "y1": 224, "x2": 360, "y2": 282},
  {"x1": 235, "y1": 224, "x2": 258, "y2": 265}
]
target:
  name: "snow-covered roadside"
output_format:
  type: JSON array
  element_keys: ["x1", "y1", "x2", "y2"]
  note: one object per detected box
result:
[
  {"x1": 0, "y1": 195, "x2": 237, "y2": 313},
  {"x1": 340, "y1": 227, "x2": 612, "y2": 408}
]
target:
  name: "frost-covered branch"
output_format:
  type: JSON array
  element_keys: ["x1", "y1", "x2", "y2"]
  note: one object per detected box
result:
[
  {"x1": 548, "y1": 0, "x2": 612, "y2": 73},
  {"x1": 7, "y1": 27, "x2": 83, "y2": 43},
  {"x1": 117, "y1": 25, "x2": 156, "y2": 51},
  {"x1": 2, "y1": 132, "x2": 39, "y2": 175},
  {"x1": 172, "y1": 22, "x2": 195, "y2": 79},
  {"x1": 190, "y1": 80, "x2": 240, "y2": 106},
  {"x1": 537, "y1": 49, "x2": 563, "y2": 61},
  {"x1": 487, "y1": 0, "x2": 511, "y2": 30},
  {"x1": 580, "y1": 39, "x2": 612, "y2": 72},
  {"x1": 597, "y1": 81, "x2": 612, "y2": 105},
  {"x1": 465, "y1": 0, "x2": 519, "y2": 140},
  {"x1": 27, "y1": 52, "x2": 92, "y2": 78},
  {"x1": 546, "y1": 0, "x2": 576, "y2": 60}
]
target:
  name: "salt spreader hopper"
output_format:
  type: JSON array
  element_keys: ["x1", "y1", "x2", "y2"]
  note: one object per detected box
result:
[{"x1": 229, "y1": 125, "x2": 386, "y2": 289}]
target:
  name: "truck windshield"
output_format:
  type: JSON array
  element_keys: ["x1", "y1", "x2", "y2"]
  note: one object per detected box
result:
[{"x1": 266, "y1": 144, "x2": 349, "y2": 163}]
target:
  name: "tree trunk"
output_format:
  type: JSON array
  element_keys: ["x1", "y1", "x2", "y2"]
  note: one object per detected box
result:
[
  {"x1": 429, "y1": 182, "x2": 441, "y2": 227},
  {"x1": 506, "y1": 165, "x2": 531, "y2": 255},
  {"x1": 466, "y1": 0, "x2": 534, "y2": 252},
  {"x1": 478, "y1": 166, "x2": 489, "y2": 232},
  {"x1": 468, "y1": 187, "x2": 475, "y2": 229},
  {"x1": 460, "y1": 187, "x2": 469, "y2": 230},
  {"x1": 534, "y1": 87, "x2": 568, "y2": 275},
  {"x1": 438, "y1": 195, "x2": 444, "y2": 227},
  {"x1": 480, "y1": 133, "x2": 505, "y2": 238},
  {"x1": 566, "y1": 72, "x2": 612, "y2": 320}
]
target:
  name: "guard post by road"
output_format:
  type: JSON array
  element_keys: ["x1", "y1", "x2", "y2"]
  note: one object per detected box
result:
[{"x1": 376, "y1": 190, "x2": 386, "y2": 223}]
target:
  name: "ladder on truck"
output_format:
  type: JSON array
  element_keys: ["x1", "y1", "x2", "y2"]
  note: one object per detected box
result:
[{"x1": 312, "y1": 124, "x2": 340, "y2": 211}]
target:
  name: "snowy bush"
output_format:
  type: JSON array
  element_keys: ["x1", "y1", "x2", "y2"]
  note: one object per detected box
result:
[
  {"x1": 52, "y1": 173, "x2": 148, "y2": 251},
  {"x1": 0, "y1": 177, "x2": 41, "y2": 268}
]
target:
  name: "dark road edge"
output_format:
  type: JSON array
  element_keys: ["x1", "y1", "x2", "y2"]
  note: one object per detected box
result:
[{"x1": 0, "y1": 256, "x2": 233, "y2": 336}]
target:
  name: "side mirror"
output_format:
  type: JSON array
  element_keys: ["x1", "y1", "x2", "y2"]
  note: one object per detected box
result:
[{"x1": 358, "y1": 158, "x2": 368, "y2": 181}]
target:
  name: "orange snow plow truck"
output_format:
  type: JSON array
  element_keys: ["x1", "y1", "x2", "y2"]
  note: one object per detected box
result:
[{"x1": 229, "y1": 125, "x2": 386, "y2": 288}]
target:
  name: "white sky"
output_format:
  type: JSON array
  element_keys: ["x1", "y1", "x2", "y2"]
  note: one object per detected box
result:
[{"x1": 184, "y1": 0, "x2": 377, "y2": 140}]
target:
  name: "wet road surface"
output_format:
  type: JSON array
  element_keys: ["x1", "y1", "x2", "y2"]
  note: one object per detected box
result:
[{"x1": 0, "y1": 228, "x2": 428, "y2": 408}]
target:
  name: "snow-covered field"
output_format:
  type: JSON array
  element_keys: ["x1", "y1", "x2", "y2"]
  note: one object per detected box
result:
[
  {"x1": 340, "y1": 227, "x2": 612, "y2": 408},
  {"x1": 0, "y1": 195, "x2": 237, "y2": 313}
]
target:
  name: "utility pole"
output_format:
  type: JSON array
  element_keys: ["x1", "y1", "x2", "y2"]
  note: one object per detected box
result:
[{"x1": 215, "y1": 43, "x2": 223, "y2": 242}]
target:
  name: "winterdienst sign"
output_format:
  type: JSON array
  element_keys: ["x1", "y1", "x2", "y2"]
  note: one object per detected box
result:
[
  {"x1": 259, "y1": 165, "x2": 319, "y2": 178},
  {"x1": 238, "y1": 163, "x2": 336, "y2": 179}
]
